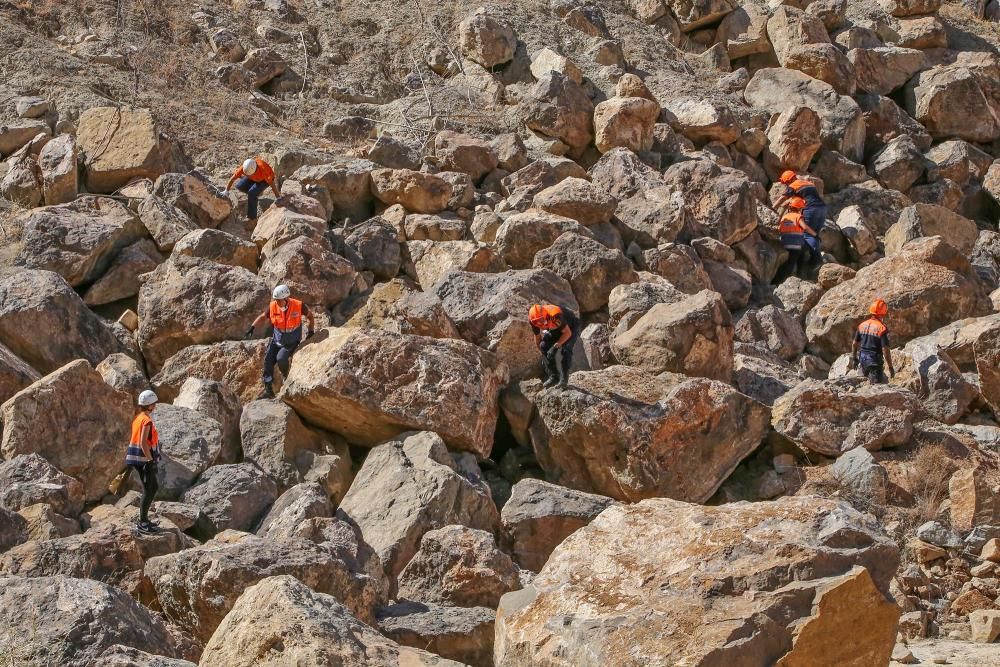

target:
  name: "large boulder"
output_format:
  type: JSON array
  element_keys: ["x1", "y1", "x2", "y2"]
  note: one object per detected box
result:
[
  {"x1": 764, "y1": 106, "x2": 822, "y2": 175},
  {"x1": 258, "y1": 236, "x2": 355, "y2": 308},
  {"x1": 150, "y1": 404, "x2": 223, "y2": 500},
  {"x1": 337, "y1": 432, "x2": 499, "y2": 581},
  {"x1": 975, "y1": 324, "x2": 1000, "y2": 419},
  {"x1": 341, "y1": 217, "x2": 402, "y2": 280},
  {"x1": 869, "y1": 135, "x2": 925, "y2": 193},
  {"x1": 138, "y1": 196, "x2": 198, "y2": 253},
  {"x1": 735, "y1": 305, "x2": 807, "y2": 361},
  {"x1": 494, "y1": 209, "x2": 592, "y2": 269},
  {"x1": 371, "y1": 169, "x2": 451, "y2": 214},
  {"x1": 884, "y1": 204, "x2": 979, "y2": 256},
  {"x1": 0, "y1": 575, "x2": 192, "y2": 666},
  {"x1": 904, "y1": 65, "x2": 1000, "y2": 143},
  {"x1": 153, "y1": 171, "x2": 231, "y2": 228},
  {"x1": 458, "y1": 8, "x2": 516, "y2": 68},
  {"x1": 519, "y1": 72, "x2": 595, "y2": 153},
  {"x1": 173, "y1": 377, "x2": 242, "y2": 464},
  {"x1": 77, "y1": 107, "x2": 177, "y2": 193},
  {"x1": 495, "y1": 497, "x2": 900, "y2": 667},
  {"x1": 607, "y1": 277, "x2": 686, "y2": 332},
  {"x1": 732, "y1": 342, "x2": 806, "y2": 406},
  {"x1": 662, "y1": 97, "x2": 741, "y2": 146},
  {"x1": 406, "y1": 240, "x2": 503, "y2": 289},
  {"x1": 37, "y1": 133, "x2": 79, "y2": 205},
  {"x1": 172, "y1": 228, "x2": 257, "y2": 271},
  {"x1": 281, "y1": 329, "x2": 505, "y2": 457},
  {"x1": 850, "y1": 47, "x2": 927, "y2": 96},
  {"x1": 611, "y1": 290, "x2": 733, "y2": 380},
  {"x1": 0, "y1": 341, "x2": 38, "y2": 405},
  {"x1": 291, "y1": 158, "x2": 377, "y2": 222},
  {"x1": 767, "y1": 6, "x2": 830, "y2": 66},
  {"x1": 857, "y1": 93, "x2": 933, "y2": 157},
  {"x1": 525, "y1": 366, "x2": 769, "y2": 502},
  {"x1": 432, "y1": 269, "x2": 579, "y2": 381},
  {"x1": 531, "y1": 177, "x2": 616, "y2": 226},
  {"x1": 1, "y1": 360, "x2": 131, "y2": 502},
  {"x1": 745, "y1": 67, "x2": 865, "y2": 162},
  {"x1": 0, "y1": 507, "x2": 28, "y2": 551},
  {"x1": 256, "y1": 482, "x2": 332, "y2": 540},
  {"x1": 251, "y1": 205, "x2": 327, "y2": 257},
  {"x1": 533, "y1": 233, "x2": 637, "y2": 313},
  {"x1": 771, "y1": 379, "x2": 921, "y2": 456},
  {"x1": 434, "y1": 131, "x2": 498, "y2": 182},
  {"x1": 10, "y1": 197, "x2": 145, "y2": 287},
  {"x1": 83, "y1": 239, "x2": 164, "y2": 306},
  {"x1": 137, "y1": 256, "x2": 270, "y2": 372},
  {"x1": 396, "y1": 525, "x2": 519, "y2": 608},
  {"x1": 893, "y1": 340, "x2": 977, "y2": 425},
  {"x1": 0, "y1": 453, "x2": 85, "y2": 516},
  {"x1": 660, "y1": 159, "x2": 759, "y2": 245},
  {"x1": 593, "y1": 96, "x2": 660, "y2": 153},
  {"x1": 180, "y1": 463, "x2": 277, "y2": 534},
  {"x1": 376, "y1": 602, "x2": 495, "y2": 667},
  {"x1": 146, "y1": 534, "x2": 388, "y2": 645},
  {"x1": 152, "y1": 340, "x2": 270, "y2": 404},
  {"x1": 199, "y1": 575, "x2": 459, "y2": 667},
  {"x1": 500, "y1": 478, "x2": 615, "y2": 572},
  {"x1": 805, "y1": 238, "x2": 988, "y2": 360}
]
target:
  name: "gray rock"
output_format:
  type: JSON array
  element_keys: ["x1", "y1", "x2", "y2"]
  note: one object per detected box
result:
[
  {"x1": 915, "y1": 521, "x2": 962, "y2": 548},
  {"x1": 180, "y1": 463, "x2": 278, "y2": 535}
]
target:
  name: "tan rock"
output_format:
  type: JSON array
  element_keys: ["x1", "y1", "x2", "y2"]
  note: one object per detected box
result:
[
  {"x1": 662, "y1": 96, "x2": 740, "y2": 145},
  {"x1": 152, "y1": 340, "x2": 271, "y2": 404},
  {"x1": 530, "y1": 48, "x2": 583, "y2": 84},
  {"x1": 371, "y1": 168, "x2": 451, "y2": 214},
  {"x1": 407, "y1": 240, "x2": 502, "y2": 290},
  {"x1": 783, "y1": 43, "x2": 857, "y2": 96},
  {"x1": 533, "y1": 232, "x2": 637, "y2": 313},
  {"x1": 910, "y1": 539, "x2": 946, "y2": 564},
  {"x1": 718, "y1": 0, "x2": 772, "y2": 59},
  {"x1": 904, "y1": 65, "x2": 1000, "y2": 143},
  {"x1": 850, "y1": 46, "x2": 927, "y2": 96},
  {"x1": 37, "y1": 133, "x2": 78, "y2": 205},
  {"x1": 531, "y1": 177, "x2": 616, "y2": 226},
  {"x1": 765, "y1": 105, "x2": 823, "y2": 176},
  {"x1": 376, "y1": 602, "x2": 495, "y2": 667},
  {"x1": 951, "y1": 589, "x2": 997, "y2": 617},
  {"x1": 593, "y1": 96, "x2": 660, "y2": 153},
  {"x1": 458, "y1": 7, "x2": 516, "y2": 68},
  {"x1": 0, "y1": 453, "x2": 84, "y2": 517},
  {"x1": 519, "y1": 72, "x2": 594, "y2": 152},
  {"x1": 982, "y1": 538, "x2": 1000, "y2": 563},
  {"x1": 885, "y1": 204, "x2": 979, "y2": 256},
  {"x1": 494, "y1": 209, "x2": 592, "y2": 269},
  {"x1": 969, "y1": 609, "x2": 1000, "y2": 643},
  {"x1": 433, "y1": 131, "x2": 498, "y2": 182},
  {"x1": 77, "y1": 107, "x2": 175, "y2": 193},
  {"x1": 950, "y1": 467, "x2": 1000, "y2": 534}
]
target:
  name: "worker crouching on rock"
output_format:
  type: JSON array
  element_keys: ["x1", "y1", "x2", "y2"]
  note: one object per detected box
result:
[
  {"x1": 224, "y1": 157, "x2": 281, "y2": 226},
  {"x1": 125, "y1": 390, "x2": 160, "y2": 534},
  {"x1": 247, "y1": 284, "x2": 315, "y2": 399},
  {"x1": 529, "y1": 304, "x2": 581, "y2": 389},
  {"x1": 850, "y1": 298, "x2": 896, "y2": 385}
]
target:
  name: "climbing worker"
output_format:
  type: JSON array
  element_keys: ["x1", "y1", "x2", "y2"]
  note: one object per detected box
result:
[
  {"x1": 125, "y1": 390, "x2": 161, "y2": 534},
  {"x1": 529, "y1": 304, "x2": 581, "y2": 389},
  {"x1": 773, "y1": 197, "x2": 818, "y2": 284},
  {"x1": 850, "y1": 299, "x2": 895, "y2": 385},
  {"x1": 775, "y1": 170, "x2": 827, "y2": 267},
  {"x1": 224, "y1": 157, "x2": 280, "y2": 225},
  {"x1": 246, "y1": 284, "x2": 315, "y2": 399}
]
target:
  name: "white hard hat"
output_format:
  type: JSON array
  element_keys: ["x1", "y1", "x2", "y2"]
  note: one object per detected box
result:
[
  {"x1": 138, "y1": 389, "x2": 158, "y2": 407},
  {"x1": 272, "y1": 284, "x2": 291, "y2": 300},
  {"x1": 242, "y1": 158, "x2": 258, "y2": 175}
]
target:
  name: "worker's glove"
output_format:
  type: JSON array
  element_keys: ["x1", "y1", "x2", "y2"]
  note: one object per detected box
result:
[
  {"x1": 545, "y1": 345, "x2": 559, "y2": 361},
  {"x1": 305, "y1": 329, "x2": 313, "y2": 340},
  {"x1": 244, "y1": 326, "x2": 255, "y2": 340},
  {"x1": 848, "y1": 357, "x2": 858, "y2": 371}
]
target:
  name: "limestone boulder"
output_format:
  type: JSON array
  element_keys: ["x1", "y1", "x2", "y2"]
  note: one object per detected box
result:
[
  {"x1": 615, "y1": 185, "x2": 687, "y2": 248},
  {"x1": 342, "y1": 217, "x2": 401, "y2": 280},
  {"x1": 767, "y1": 6, "x2": 831, "y2": 66},
  {"x1": 371, "y1": 168, "x2": 451, "y2": 214},
  {"x1": 850, "y1": 47, "x2": 926, "y2": 97},
  {"x1": 377, "y1": 602, "x2": 494, "y2": 667},
  {"x1": 495, "y1": 497, "x2": 899, "y2": 667},
  {"x1": 0, "y1": 118, "x2": 49, "y2": 156},
  {"x1": 0, "y1": 453, "x2": 84, "y2": 517},
  {"x1": 171, "y1": 229, "x2": 256, "y2": 272},
  {"x1": 174, "y1": 377, "x2": 242, "y2": 464},
  {"x1": 703, "y1": 260, "x2": 752, "y2": 312},
  {"x1": 0, "y1": 575, "x2": 192, "y2": 666},
  {"x1": 525, "y1": 366, "x2": 769, "y2": 502},
  {"x1": 607, "y1": 277, "x2": 686, "y2": 332},
  {"x1": 150, "y1": 404, "x2": 223, "y2": 500},
  {"x1": 396, "y1": 525, "x2": 519, "y2": 608},
  {"x1": 256, "y1": 482, "x2": 333, "y2": 540},
  {"x1": 500, "y1": 478, "x2": 615, "y2": 572},
  {"x1": 77, "y1": 107, "x2": 177, "y2": 193},
  {"x1": 289, "y1": 159, "x2": 376, "y2": 223},
  {"x1": 834, "y1": 205, "x2": 877, "y2": 257},
  {"x1": 458, "y1": 8, "x2": 516, "y2": 68},
  {"x1": 718, "y1": 1, "x2": 771, "y2": 59},
  {"x1": 531, "y1": 177, "x2": 616, "y2": 226},
  {"x1": 904, "y1": 66, "x2": 1000, "y2": 143},
  {"x1": 765, "y1": 106, "x2": 822, "y2": 176},
  {"x1": 180, "y1": 463, "x2": 277, "y2": 535},
  {"x1": 1, "y1": 360, "x2": 131, "y2": 502},
  {"x1": 152, "y1": 340, "x2": 270, "y2": 404},
  {"x1": 281, "y1": 329, "x2": 505, "y2": 457},
  {"x1": 11, "y1": 197, "x2": 145, "y2": 287},
  {"x1": 336, "y1": 432, "x2": 500, "y2": 581},
  {"x1": 258, "y1": 236, "x2": 355, "y2": 308},
  {"x1": 96, "y1": 354, "x2": 148, "y2": 396},
  {"x1": 640, "y1": 243, "x2": 714, "y2": 293},
  {"x1": 402, "y1": 213, "x2": 466, "y2": 241},
  {"x1": 495, "y1": 209, "x2": 591, "y2": 269},
  {"x1": 783, "y1": 44, "x2": 858, "y2": 96},
  {"x1": 153, "y1": 171, "x2": 231, "y2": 228},
  {"x1": 735, "y1": 306, "x2": 807, "y2": 361},
  {"x1": 662, "y1": 97, "x2": 741, "y2": 145},
  {"x1": 83, "y1": 239, "x2": 163, "y2": 306},
  {"x1": 733, "y1": 342, "x2": 806, "y2": 406},
  {"x1": 975, "y1": 324, "x2": 1000, "y2": 418},
  {"x1": 661, "y1": 159, "x2": 759, "y2": 245},
  {"x1": 138, "y1": 196, "x2": 198, "y2": 253},
  {"x1": 925, "y1": 140, "x2": 993, "y2": 187},
  {"x1": 137, "y1": 256, "x2": 270, "y2": 372},
  {"x1": 825, "y1": 180, "x2": 912, "y2": 236},
  {"x1": 251, "y1": 205, "x2": 326, "y2": 255},
  {"x1": 37, "y1": 133, "x2": 78, "y2": 205},
  {"x1": 593, "y1": 96, "x2": 660, "y2": 153},
  {"x1": 611, "y1": 290, "x2": 733, "y2": 380},
  {"x1": 892, "y1": 341, "x2": 977, "y2": 425},
  {"x1": 91, "y1": 645, "x2": 196, "y2": 666},
  {"x1": 0, "y1": 341, "x2": 38, "y2": 406},
  {"x1": 805, "y1": 238, "x2": 988, "y2": 360},
  {"x1": 407, "y1": 240, "x2": 503, "y2": 290},
  {"x1": 432, "y1": 268, "x2": 578, "y2": 381},
  {"x1": 519, "y1": 72, "x2": 595, "y2": 153},
  {"x1": 530, "y1": 47, "x2": 583, "y2": 84},
  {"x1": 858, "y1": 93, "x2": 933, "y2": 156},
  {"x1": 869, "y1": 135, "x2": 926, "y2": 193},
  {"x1": 434, "y1": 131, "x2": 498, "y2": 182},
  {"x1": 885, "y1": 204, "x2": 979, "y2": 256},
  {"x1": 772, "y1": 379, "x2": 920, "y2": 456},
  {"x1": 533, "y1": 232, "x2": 637, "y2": 313},
  {"x1": 198, "y1": 575, "x2": 456, "y2": 667},
  {"x1": 773, "y1": 276, "x2": 825, "y2": 323}
]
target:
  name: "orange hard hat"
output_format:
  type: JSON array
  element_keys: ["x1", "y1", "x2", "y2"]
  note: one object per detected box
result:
[
  {"x1": 529, "y1": 304, "x2": 562, "y2": 329},
  {"x1": 779, "y1": 170, "x2": 796, "y2": 184},
  {"x1": 787, "y1": 196, "x2": 806, "y2": 210},
  {"x1": 869, "y1": 299, "x2": 888, "y2": 317}
]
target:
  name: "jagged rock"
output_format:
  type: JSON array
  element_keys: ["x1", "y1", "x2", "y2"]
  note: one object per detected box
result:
[
  {"x1": 37, "y1": 133, "x2": 78, "y2": 205},
  {"x1": 531, "y1": 177, "x2": 616, "y2": 226},
  {"x1": 403, "y1": 213, "x2": 466, "y2": 241},
  {"x1": 813, "y1": 149, "x2": 869, "y2": 192},
  {"x1": 925, "y1": 139, "x2": 993, "y2": 186},
  {"x1": 251, "y1": 204, "x2": 326, "y2": 256},
  {"x1": 533, "y1": 233, "x2": 637, "y2": 313},
  {"x1": 885, "y1": 204, "x2": 979, "y2": 256},
  {"x1": 172, "y1": 228, "x2": 256, "y2": 272},
  {"x1": 0, "y1": 575, "x2": 192, "y2": 666},
  {"x1": 256, "y1": 482, "x2": 332, "y2": 540},
  {"x1": 869, "y1": 135, "x2": 925, "y2": 193},
  {"x1": 896, "y1": 15, "x2": 947, "y2": 49},
  {"x1": 892, "y1": 340, "x2": 976, "y2": 424},
  {"x1": 459, "y1": 7, "x2": 516, "y2": 68},
  {"x1": 289, "y1": 159, "x2": 376, "y2": 222},
  {"x1": 783, "y1": 43, "x2": 857, "y2": 96},
  {"x1": 1, "y1": 360, "x2": 131, "y2": 502},
  {"x1": 735, "y1": 306, "x2": 807, "y2": 361},
  {"x1": 18, "y1": 503, "x2": 80, "y2": 542},
  {"x1": 640, "y1": 242, "x2": 714, "y2": 293},
  {"x1": 830, "y1": 447, "x2": 889, "y2": 497},
  {"x1": 342, "y1": 217, "x2": 401, "y2": 280},
  {"x1": 137, "y1": 256, "x2": 269, "y2": 372},
  {"x1": 834, "y1": 205, "x2": 877, "y2": 257},
  {"x1": 281, "y1": 329, "x2": 505, "y2": 457},
  {"x1": 519, "y1": 72, "x2": 595, "y2": 153},
  {"x1": 915, "y1": 521, "x2": 961, "y2": 549},
  {"x1": 240, "y1": 399, "x2": 350, "y2": 495},
  {"x1": 663, "y1": 97, "x2": 741, "y2": 145},
  {"x1": 96, "y1": 353, "x2": 148, "y2": 396},
  {"x1": 607, "y1": 277, "x2": 685, "y2": 332},
  {"x1": 718, "y1": 0, "x2": 771, "y2": 59},
  {"x1": 703, "y1": 259, "x2": 752, "y2": 311},
  {"x1": 199, "y1": 575, "x2": 452, "y2": 666},
  {"x1": 530, "y1": 47, "x2": 583, "y2": 84},
  {"x1": 746, "y1": 67, "x2": 865, "y2": 161},
  {"x1": 152, "y1": 340, "x2": 269, "y2": 404},
  {"x1": 396, "y1": 525, "x2": 518, "y2": 608},
  {"x1": 904, "y1": 65, "x2": 1000, "y2": 143},
  {"x1": 767, "y1": 6, "x2": 831, "y2": 66},
  {"x1": 502, "y1": 157, "x2": 588, "y2": 207},
  {"x1": 336, "y1": 432, "x2": 499, "y2": 581},
  {"x1": 661, "y1": 159, "x2": 759, "y2": 244},
  {"x1": 857, "y1": 94, "x2": 932, "y2": 157},
  {"x1": 138, "y1": 196, "x2": 198, "y2": 253},
  {"x1": 434, "y1": 131, "x2": 498, "y2": 182},
  {"x1": 149, "y1": 404, "x2": 223, "y2": 500},
  {"x1": 432, "y1": 268, "x2": 578, "y2": 381},
  {"x1": 615, "y1": 185, "x2": 687, "y2": 248},
  {"x1": 773, "y1": 277, "x2": 825, "y2": 323},
  {"x1": 806, "y1": 238, "x2": 988, "y2": 360},
  {"x1": 765, "y1": 106, "x2": 822, "y2": 176},
  {"x1": 772, "y1": 379, "x2": 920, "y2": 456},
  {"x1": 500, "y1": 478, "x2": 615, "y2": 572},
  {"x1": 11, "y1": 196, "x2": 145, "y2": 287},
  {"x1": 0, "y1": 453, "x2": 84, "y2": 516},
  {"x1": 407, "y1": 240, "x2": 502, "y2": 289},
  {"x1": 0, "y1": 153, "x2": 41, "y2": 207},
  {"x1": 180, "y1": 463, "x2": 277, "y2": 534},
  {"x1": 494, "y1": 209, "x2": 591, "y2": 269},
  {"x1": 0, "y1": 340, "x2": 38, "y2": 406},
  {"x1": 77, "y1": 107, "x2": 176, "y2": 193},
  {"x1": 83, "y1": 239, "x2": 163, "y2": 306},
  {"x1": 950, "y1": 468, "x2": 1000, "y2": 533},
  {"x1": 371, "y1": 168, "x2": 451, "y2": 214},
  {"x1": 258, "y1": 236, "x2": 355, "y2": 308},
  {"x1": 496, "y1": 497, "x2": 900, "y2": 667},
  {"x1": 889, "y1": 0, "x2": 942, "y2": 17},
  {"x1": 593, "y1": 96, "x2": 660, "y2": 153},
  {"x1": 0, "y1": 118, "x2": 50, "y2": 156},
  {"x1": 825, "y1": 179, "x2": 912, "y2": 236},
  {"x1": 733, "y1": 342, "x2": 806, "y2": 406},
  {"x1": 975, "y1": 323, "x2": 1000, "y2": 418},
  {"x1": 0, "y1": 507, "x2": 27, "y2": 551},
  {"x1": 153, "y1": 172, "x2": 231, "y2": 228},
  {"x1": 850, "y1": 47, "x2": 927, "y2": 96},
  {"x1": 377, "y1": 602, "x2": 494, "y2": 667},
  {"x1": 526, "y1": 366, "x2": 768, "y2": 502}
]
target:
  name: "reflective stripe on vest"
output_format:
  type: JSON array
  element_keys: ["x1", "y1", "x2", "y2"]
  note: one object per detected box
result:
[
  {"x1": 126, "y1": 413, "x2": 159, "y2": 464},
  {"x1": 270, "y1": 298, "x2": 303, "y2": 332},
  {"x1": 858, "y1": 318, "x2": 887, "y2": 337},
  {"x1": 779, "y1": 213, "x2": 805, "y2": 235}
]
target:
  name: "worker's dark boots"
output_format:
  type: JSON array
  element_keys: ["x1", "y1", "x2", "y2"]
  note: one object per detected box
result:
[
  {"x1": 257, "y1": 382, "x2": 275, "y2": 399},
  {"x1": 542, "y1": 353, "x2": 559, "y2": 388},
  {"x1": 557, "y1": 361, "x2": 569, "y2": 388}
]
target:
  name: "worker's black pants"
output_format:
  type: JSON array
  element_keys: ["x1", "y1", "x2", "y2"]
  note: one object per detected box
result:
[
  {"x1": 774, "y1": 247, "x2": 809, "y2": 284},
  {"x1": 235, "y1": 177, "x2": 268, "y2": 219},
  {"x1": 539, "y1": 332, "x2": 575, "y2": 383},
  {"x1": 130, "y1": 462, "x2": 158, "y2": 523},
  {"x1": 860, "y1": 352, "x2": 887, "y2": 385},
  {"x1": 262, "y1": 338, "x2": 300, "y2": 384}
]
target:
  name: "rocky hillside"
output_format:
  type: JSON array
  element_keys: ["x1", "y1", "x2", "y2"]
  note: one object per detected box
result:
[{"x1": 3, "y1": 0, "x2": 1000, "y2": 665}]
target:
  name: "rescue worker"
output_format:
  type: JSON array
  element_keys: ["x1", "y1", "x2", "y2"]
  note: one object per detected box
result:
[
  {"x1": 773, "y1": 197, "x2": 817, "y2": 284},
  {"x1": 850, "y1": 299, "x2": 895, "y2": 385},
  {"x1": 529, "y1": 304, "x2": 581, "y2": 388},
  {"x1": 775, "y1": 170, "x2": 827, "y2": 266},
  {"x1": 224, "y1": 157, "x2": 281, "y2": 225},
  {"x1": 246, "y1": 284, "x2": 316, "y2": 399},
  {"x1": 125, "y1": 390, "x2": 160, "y2": 534}
]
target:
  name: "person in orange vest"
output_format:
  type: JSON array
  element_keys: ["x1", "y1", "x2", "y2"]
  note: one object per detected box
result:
[
  {"x1": 850, "y1": 299, "x2": 895, "y2": 385},
  {"x1": 246, "y1": 284, "x2": 316, "y2": 398},
  {"x1": 529, "y1": 304, "x2": 581, "y2": 388},
  {"x1": 773, "y1": 197, "x2": 817, "y2": 284},
  {"x1": 125, "y1": 390, "x2": 161, "y2": 534},
  {"x1": 775, "y1": 170, "x2": 827, "y2": 266},
  {"x1": 224, "y1": 157, "x2": 281, "y2": 224}
]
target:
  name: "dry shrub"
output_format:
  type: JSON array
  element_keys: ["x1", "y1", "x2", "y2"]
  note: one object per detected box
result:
[{"x1": 905, "y1": 444, "x2": 958, "y2": 525}]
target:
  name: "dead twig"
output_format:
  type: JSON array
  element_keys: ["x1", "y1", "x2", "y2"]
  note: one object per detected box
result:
[{"x1": 299, "y1": 31, "x2": 309, "y2": 97}]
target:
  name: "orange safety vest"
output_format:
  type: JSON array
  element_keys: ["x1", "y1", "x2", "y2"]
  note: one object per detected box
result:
[
  {"x1": 270, "y1": 298, "x2": 303, "y2": 332},
  {"x1": 779, "y1": 212, "x2": 805, "y2": 235},
  {"x1": 857, "y1": 318, "x2": 887, "y2": 338},
  {"x1": 125, "y1": 412, "x2": 159, "y2": 464},
  {"x1": 789, "y1": 179, "x2": 814, "y2": 192}
]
